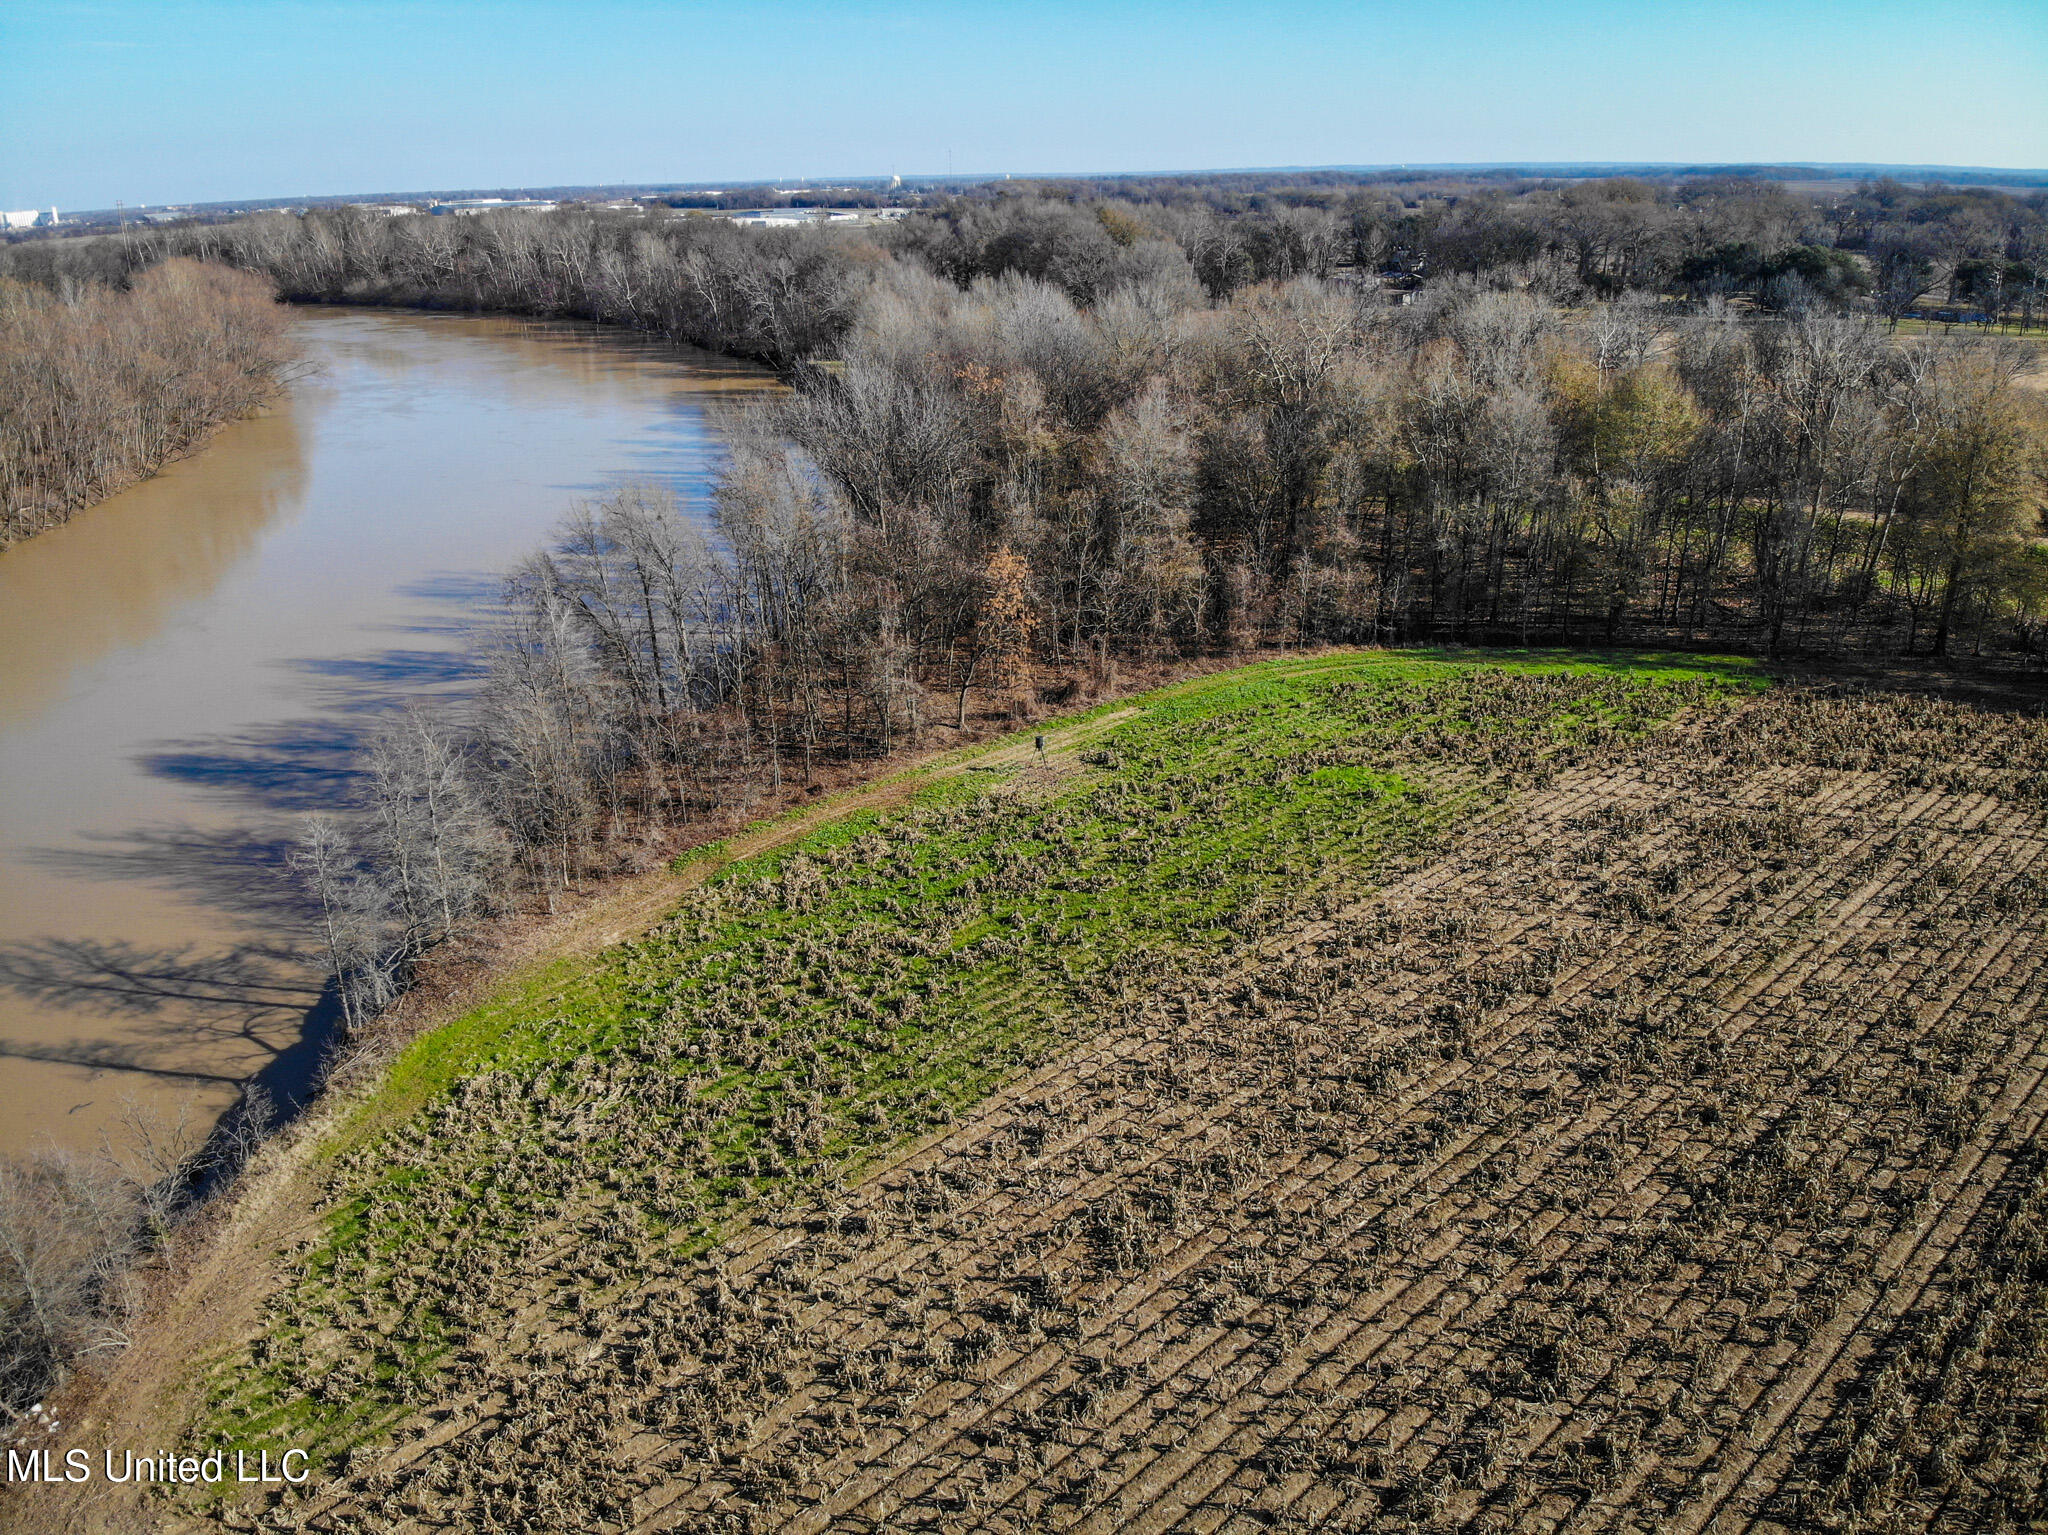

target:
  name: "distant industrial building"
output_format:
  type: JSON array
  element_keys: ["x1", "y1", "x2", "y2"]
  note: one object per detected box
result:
[
  {"x1": 429, "y1": 198, "x2": 558, "y2": 216},
  {"x1": 721, "y1": 207, "x2": 909, "y2": 228},
  {"x1": 1, "y1": 208, "x2": 59, "y2": 230}
]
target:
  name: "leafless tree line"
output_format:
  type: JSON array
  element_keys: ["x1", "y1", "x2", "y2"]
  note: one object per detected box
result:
[
  {"x1": 19, "y1": 169, "x2": 2045, "y2": 319},
  {"x1": 764, "y1": 266, "x2": 2047, "y2": 663},
  {"x1": 284, "y1": 462, "x2": 895, "y2": 1024},
  {"x1": 0, "y1": 1085, "x2": 276, "y2": 1434},
  {"x1": 0, "y1": 259, "x2": 295, "y2": 546},
  {"x1": 17, "y1": 197, "x2": 2035, "y2": 656},
  {"x1": 283, "y1": 267, "x2": 2048, "y2": 1054},
  {"x1": 902, "y1": 172, "x2": 2048, "y2": 321},
  {"x1": 13, "y1": 206, "x2": 869, "y2": 372},
  {"x1": 15, "y1": 169, "x2": 2037, "y2": 374}
]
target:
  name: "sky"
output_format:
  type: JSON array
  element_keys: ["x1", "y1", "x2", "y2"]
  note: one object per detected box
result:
[{"x1": 2, "y1": 0, "x2": 2044, "y2": 210}]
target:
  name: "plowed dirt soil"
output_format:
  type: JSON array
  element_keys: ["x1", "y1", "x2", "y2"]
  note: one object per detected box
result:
[{"x1": 18, "y1": 652, "x2": 2048, "y2": 1535}]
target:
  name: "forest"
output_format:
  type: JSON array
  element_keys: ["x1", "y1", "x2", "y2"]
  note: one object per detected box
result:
[{"x1": 0, "y1": 258, "x2": 296, "y2": 545}]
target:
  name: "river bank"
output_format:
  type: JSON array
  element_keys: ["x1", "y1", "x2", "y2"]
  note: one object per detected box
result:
[
  {"x1": 3, "y1": 635, "x2": 1274, "y2": 1533},
  {"x1": 0, "y1": 309, "x2": 772, "y2": 1162},
  {"x1": 0, "y1": 262, "x2": 298, "y2": 551}
]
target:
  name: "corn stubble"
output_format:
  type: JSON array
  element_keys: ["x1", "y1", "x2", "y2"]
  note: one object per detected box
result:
[{"x1": 193, "y1": 658, "x2": 2048, "y2": 1534}]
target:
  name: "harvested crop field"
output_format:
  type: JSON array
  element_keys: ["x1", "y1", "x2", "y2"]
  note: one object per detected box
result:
[{"x1": 43, "y1": 652, "x2": 2048, "y2": 1535}]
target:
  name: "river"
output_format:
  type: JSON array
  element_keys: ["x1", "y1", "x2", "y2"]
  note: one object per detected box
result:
[{"x1": 0, "y1": 309, "x2": 771, "y2": 1161}]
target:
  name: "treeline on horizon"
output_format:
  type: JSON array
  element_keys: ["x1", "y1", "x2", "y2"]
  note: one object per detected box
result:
[
  {"x1": 15, "y1": 172, "x2": 2034, "y2": 629},
  {"x1": 9, "y1": 168, "x2": 2048, "y2": 352}
]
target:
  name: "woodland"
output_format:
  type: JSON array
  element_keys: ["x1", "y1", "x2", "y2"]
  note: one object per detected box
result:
[{"x1": 0, "y1": 258, "x2": 295, "y2": 545}]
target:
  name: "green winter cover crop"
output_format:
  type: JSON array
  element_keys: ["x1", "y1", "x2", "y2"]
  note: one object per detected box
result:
[{"x1": 196, "y1": 649, "x2": 1760, "y2": 1471}]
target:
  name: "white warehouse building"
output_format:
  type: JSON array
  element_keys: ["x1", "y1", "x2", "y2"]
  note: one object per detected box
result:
[{"x1": 1, "y1": 208, "x2": 59, "y2": 230}]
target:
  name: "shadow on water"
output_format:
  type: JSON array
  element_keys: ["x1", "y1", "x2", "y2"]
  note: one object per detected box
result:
[
  {"x1": 7, "y1": 616, "x2": 502, "y2": 1156},
  {"x1": 136, "y1": 721, "x2": 371, "y2": 815},
  {"x1": 26, "y1": 822, "x2": 312, "y2": 926},
  {"x1": 397, "y1": 570, "x2": 506, "y2": 607},
  {"x1": 5, "y1": 818, "x2": 348, "y2": 1156},
  {"x1": 4, "y1": 620, "x2": 502, "y2": 1155},
  {"x1": 131, "y1": 646, "x2": 491, "y2": 816},
  {"x1": 0, "y1": 321, "x2": 764, "y2": 1168},
  {"x1": 0, "y1": 935, "x2": 347, "y2": 1148},
  {"x1": 294, "y1": 649, "x2": 488, "y2": 693},
  {"x1": 0, "y1": 935, "x2": 314, "y2": 1022},
  {"x1": 382, "y1": 570, "x2": 510, "y2": 639}
]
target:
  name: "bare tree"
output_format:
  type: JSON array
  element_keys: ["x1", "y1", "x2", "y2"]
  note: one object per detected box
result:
[
  {"x1": 0, "y1": 1151, "x2": 143, "y2": 1420},
  {"x1": 361, "y1": 708, "x2": 505, "y2": 947},
  {"x1": 289, "y1": 815, "x2": 396, "y2": 1034}
]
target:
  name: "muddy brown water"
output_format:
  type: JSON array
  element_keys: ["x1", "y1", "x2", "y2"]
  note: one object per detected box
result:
[{"x1": 0, "y1": 309, "x2": 771, "y2": 1161}]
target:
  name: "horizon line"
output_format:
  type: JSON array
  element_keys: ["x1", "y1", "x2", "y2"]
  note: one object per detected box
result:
[{"x1": 34, "y1": 158, "x2": 2048, "y2": 218}]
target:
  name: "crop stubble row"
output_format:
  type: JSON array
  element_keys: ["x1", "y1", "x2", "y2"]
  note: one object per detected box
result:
[{"x1": 258, "y1": 683, "x2": 2048, "y2": 1535}]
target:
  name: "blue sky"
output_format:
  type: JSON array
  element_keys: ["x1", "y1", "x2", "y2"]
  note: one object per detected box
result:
[{"x1": 2, "y1": 0, "x2": 2043, "y2": 209}]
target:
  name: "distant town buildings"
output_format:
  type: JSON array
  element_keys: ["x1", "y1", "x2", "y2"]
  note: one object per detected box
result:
[
  {"x1": 721, "y1": 207, "x2": 909, "y2": 227},
  {"x1": 0, "y1": 193, "x2": 925, "y2": 236},
  {"x1": 429, "y1": 198, "x2": 558, "y2": 216}
]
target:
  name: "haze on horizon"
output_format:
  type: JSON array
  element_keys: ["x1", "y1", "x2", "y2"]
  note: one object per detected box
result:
[{"x1": 2, "y1": 0, "x2": 2044, "y2": 212}]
